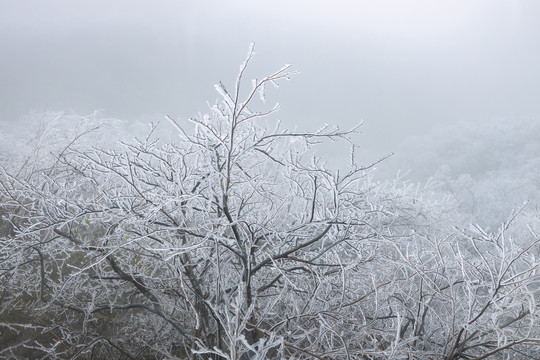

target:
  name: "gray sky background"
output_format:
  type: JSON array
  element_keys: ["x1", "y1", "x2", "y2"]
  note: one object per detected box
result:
[{"x1": 1, "y1": 0, "x2": 540, "y2": 176}]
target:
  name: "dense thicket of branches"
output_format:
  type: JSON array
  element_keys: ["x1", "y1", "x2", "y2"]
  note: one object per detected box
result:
[{"x1": 2, "y1": 47, "x2": 540, "y2": 359}]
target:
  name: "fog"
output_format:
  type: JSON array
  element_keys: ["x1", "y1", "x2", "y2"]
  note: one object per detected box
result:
[
  {"x1": 4, "y1": 3, "x2": 540, "y2": 356},
  {"x1": 2, "y1": 0, "x2": 540, "y2": 178}
]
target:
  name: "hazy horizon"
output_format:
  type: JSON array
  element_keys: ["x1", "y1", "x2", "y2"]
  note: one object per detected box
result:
[{"x1": 2, "y1": 0, "x2": 540, "y2": 178}]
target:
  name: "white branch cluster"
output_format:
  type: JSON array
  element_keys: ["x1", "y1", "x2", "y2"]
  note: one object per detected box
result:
[{"x1": 1, "y1": 45, "x2": 540, "y2": 359}]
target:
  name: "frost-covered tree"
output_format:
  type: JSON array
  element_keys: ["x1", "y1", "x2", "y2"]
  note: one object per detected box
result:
[{"x1": 2, "y1": 45, "x2": 540, "y2": 359}]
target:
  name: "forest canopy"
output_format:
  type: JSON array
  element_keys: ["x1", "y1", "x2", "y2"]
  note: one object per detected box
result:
[{"x1": 2, "y1": 47, "x2": 540, "y2": 359}]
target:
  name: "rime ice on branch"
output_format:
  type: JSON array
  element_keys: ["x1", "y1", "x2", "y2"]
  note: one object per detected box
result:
[{"x1": 1, "y1": 44, "x2": 540, "y2": 360}]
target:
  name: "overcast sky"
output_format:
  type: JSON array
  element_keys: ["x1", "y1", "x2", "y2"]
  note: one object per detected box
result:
[{"x1": 1, "y1": 0, "x2": 540, "y2": 174}]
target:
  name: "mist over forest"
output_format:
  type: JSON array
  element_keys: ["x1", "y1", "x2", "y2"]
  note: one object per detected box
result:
[
  {"x1": 2, "y1": 1, "x2": 540, "y2": 359},
  {"x1": 3, "y1": 109, "x2": 539, "y2": 230}
]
